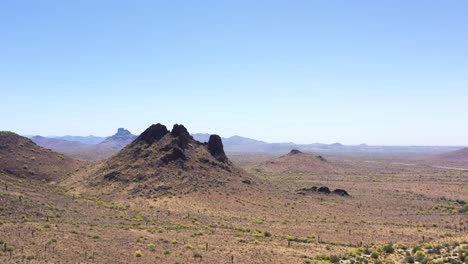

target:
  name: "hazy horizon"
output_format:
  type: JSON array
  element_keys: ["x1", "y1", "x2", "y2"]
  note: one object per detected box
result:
[{"x1": 1, "y1": 1, "x2": 467, "y2": 145}]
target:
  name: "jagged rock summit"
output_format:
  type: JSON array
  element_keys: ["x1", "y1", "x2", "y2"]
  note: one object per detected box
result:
[{"x1": 93, "y1": 123, "x2": 247, "y2": 197}]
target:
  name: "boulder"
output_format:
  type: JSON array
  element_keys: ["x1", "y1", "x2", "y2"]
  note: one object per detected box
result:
[
  {"x1": 317, "y1": 186, "x2": 331, "y2": 194},
  {"x1": 332, "y1": 189, "x2": 350, "y2": 196}
]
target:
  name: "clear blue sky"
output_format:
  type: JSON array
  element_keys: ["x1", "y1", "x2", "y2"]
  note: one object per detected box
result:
[{"x1": 1, "y1": 1, "x2": 467, "y2": 145}]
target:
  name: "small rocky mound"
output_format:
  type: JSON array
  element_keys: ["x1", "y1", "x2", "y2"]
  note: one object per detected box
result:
[
  {"x1": 296, "y1": 185, "x2": 350, "y2": 197},
  {"x1": 317, "y1": 186, "x2": 331, "y2": 194},
  {"x1": 94, "y1": 123, "x2": 249, "y2": 197},
  {"x1": 288, "y1": 149, "x2": 303, "y2": 155},
  {"x1": 253, "y1": 150, "x2": 341, "y2": 174},
  {"x1": 332, "y1": 189, "x2": 350, "y2": 196}
]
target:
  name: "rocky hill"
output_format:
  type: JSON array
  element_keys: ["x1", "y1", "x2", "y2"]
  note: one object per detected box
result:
[
  {"x1": 252, "y1": 149, "x2": 344, "y2": 174},
  {"x1": 88, "y1": 124, "x2": 251, "y2": 197},
  {"x1": 0, "y1": 132, "x2": 83, "y2": 181}
]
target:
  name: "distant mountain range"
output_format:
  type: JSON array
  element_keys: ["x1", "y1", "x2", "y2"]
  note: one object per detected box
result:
[
  {"x1": 26, "y1": 130, "x2": 464, "y2": 160},
  {"x1": 50, "y1": 135, "x2": 105, "y2": 144},
  {"x1": 192, "y1": 134, "x2": 462, "y2": 156},
  {"x1": 30, "y1": 128, "x2": 136, "y2": 160}
]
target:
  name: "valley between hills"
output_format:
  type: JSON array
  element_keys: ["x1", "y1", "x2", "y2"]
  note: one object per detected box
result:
[{"x1": 0, "y1": 124, "x2": 467, "y2": 264}]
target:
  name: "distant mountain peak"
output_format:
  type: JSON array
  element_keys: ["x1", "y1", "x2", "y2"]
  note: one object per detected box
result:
[
  {"x1": 114, "y1": 128, "x2": 133, "y2": 137},
  {"x1": 105, "y1": 128, "x2": 135, "y2": 142}
]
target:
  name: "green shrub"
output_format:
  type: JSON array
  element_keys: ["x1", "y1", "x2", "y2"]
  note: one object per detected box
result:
[
  {"x1": 405, "y1": 255, "x2": 414, "y2": 263},
  {"x1": 412, "y1": 246, "x2": 422, "y2": 254},
  {"x1": 147, "y1": 243, "x2": 156, "y2": 252},
  {"x1": 135, "y1": 250, "x2": 143, "y2": 257},
  {"x1": 330, "y1": 255, "x2": 340, "y2": 263},
  {"x1": 184, "y1": 243, "x2": 193, "y2": 249},
  {"x1": 382, "y1": 243, "x2": 395, "y2": 253}
]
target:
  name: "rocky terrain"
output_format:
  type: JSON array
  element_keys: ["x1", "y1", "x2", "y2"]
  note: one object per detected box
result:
[{"x1": 0, "y1": 125, "x2": 467, "y2": 263}]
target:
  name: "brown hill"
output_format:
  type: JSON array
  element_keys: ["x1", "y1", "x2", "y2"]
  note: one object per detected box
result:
[
  {"x1": 85, "y1": 124, "x2": 251, "y2": 197},
  {"x1": 31, "y1": 128, "x2": 136, "y2": 160},
  {"x1": 417, "y1": 147, "x2": 468, "y2": 167},
  {"x1": 31, "y1": 136, "x2": 87, "y2": 151},
  {"x1": 431, "y1": 147, "x2": 468, "y2": 162},
  {"x1": 0, "y1": 132, "x2": 84, "y2": 181},
  {"x1": 252, "y1": 149, "x2": 344, "y2": 173}
]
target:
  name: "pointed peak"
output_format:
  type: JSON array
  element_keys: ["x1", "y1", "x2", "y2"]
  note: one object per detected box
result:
[
  {"x1": 208, "y1": 134, "x2": 228, "y2": 163},
  {"x1": 137, "y1": 123, "x2": 169, "y2": 144},
  {"x1": 171, "y1": 124, "x2": 190, "y2": 138},
  {"x1": 170, "y1": 124, "x2": 192, "y2": 149}
]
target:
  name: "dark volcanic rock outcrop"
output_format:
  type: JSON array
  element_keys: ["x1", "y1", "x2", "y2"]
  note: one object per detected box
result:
[
  {"x1": 94, "y1": 123, "x2": 247, "y2": 196},
  {"x1": 208, "y1": 135, "x2": 228, "y2": 163},
  {"x1": 171, "y1": 124, "x2": 192, "y2": 149},
  {"x1": 288, "y1": 149, "x2": 303, "y2": 155},
  {"x1": 137, "y1": 123, "x2": 169, "y2": 144},
  {"x1": 332, "y1": 189, "x2": 350, "y2": 196},
  {"x1": 296, "y1": 185, "x2": 350, "y2": 197},
  {"x1": 317, "y1": 186, "x2": 331, "y2": 194}
]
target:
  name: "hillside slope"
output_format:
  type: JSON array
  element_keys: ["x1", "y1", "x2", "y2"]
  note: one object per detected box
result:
[{"x1": 0, "y1": 132, "x2": 84, "y2": 181}]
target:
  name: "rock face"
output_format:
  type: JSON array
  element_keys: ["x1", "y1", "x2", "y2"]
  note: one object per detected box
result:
[
  {"x1": 171, "y1": 124, "x2": 192, "y2": 149},
  {"x1": 137, "y1": 123, "x2": 169, "y2": 145},
  {"x1": 208, "y1": 135, "x2": 228, "y2": 163}
]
